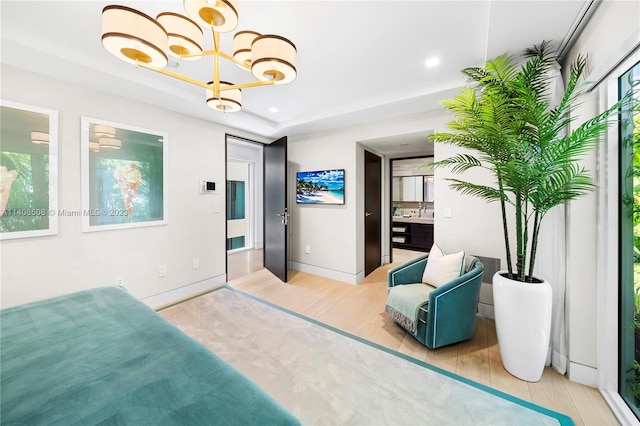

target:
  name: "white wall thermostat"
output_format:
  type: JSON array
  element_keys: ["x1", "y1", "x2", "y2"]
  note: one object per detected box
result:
[{"x1": 201, "y1": 180, "x2": 217, "y2": 193}]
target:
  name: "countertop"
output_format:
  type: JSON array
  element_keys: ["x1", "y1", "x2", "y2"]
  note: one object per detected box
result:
[{"x1": 392, "y1": 216, "x2": 434, "y2": 224}]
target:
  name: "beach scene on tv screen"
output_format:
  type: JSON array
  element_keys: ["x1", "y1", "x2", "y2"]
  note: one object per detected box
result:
[{"x1": 296, "y1": 169, "x2": 344, "y2": 204}]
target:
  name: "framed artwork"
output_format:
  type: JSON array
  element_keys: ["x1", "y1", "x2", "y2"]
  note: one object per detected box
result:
[
  {"x1": 81, "y1": 117, "x2": 168, "y2": 232},
  {"x1": 0, "y1": 101, "x2": 58, "y2": 240},
  {"x1": 296, "y1": 169, "x2": 345, "y2": 205}
]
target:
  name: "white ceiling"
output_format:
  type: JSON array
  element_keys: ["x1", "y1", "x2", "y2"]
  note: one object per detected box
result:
[{"x1": 1, "y1": 1, "x2": 589, "y2": 153}]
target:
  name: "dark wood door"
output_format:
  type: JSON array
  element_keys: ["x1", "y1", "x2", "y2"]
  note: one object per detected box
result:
[
  {"x1": 364, "y1": 150, "x2": 382, "y2": 276},
  {"x1": 263, "y1": 136, "x2": 288, "y2": 282}
]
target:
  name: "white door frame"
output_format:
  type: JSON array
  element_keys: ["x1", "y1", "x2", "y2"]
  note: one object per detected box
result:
[
  {"x1": 226, "y1": 136, "x2": 264, "y2": 252},
  {"x1": 597, "y1": 48, "x2": 640, "y2": 425}
]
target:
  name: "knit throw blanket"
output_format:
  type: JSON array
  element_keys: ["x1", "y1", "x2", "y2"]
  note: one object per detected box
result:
[{"x1": 385, "y1": 283, "x2": 435, "y2": 335}]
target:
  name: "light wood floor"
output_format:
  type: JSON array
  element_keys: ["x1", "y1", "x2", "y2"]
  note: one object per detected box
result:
[
  {"x1": 227, "y1": 248, "x2": 265, "y2": 281},
  {"x1": 225, "y1": 249, "x2": 618, "y2": 425}
]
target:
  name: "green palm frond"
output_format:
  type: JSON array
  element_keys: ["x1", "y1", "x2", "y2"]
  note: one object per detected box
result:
[
  {"x1": 484, "y1": 54, "x2": 519, "y2": 85},
  {"x1": 519, "y1": 41, "x2": 556, "y2": 98},
  {"x1": 433, "y1": 154, "x2": 482, "y2": 174},
  {"x1": 444, "y1": 179, "x2": 508, "y2": 203},
  {"x1": 547, "y1": 54, "x2": 588, "y2": 129},
  {"x1": 461, "y1": 67, "x2": 489, "y2": 84},
  {"x1": 432, "y1": 40, "x2": 629, "y2": 281},
  {"x1": 531, "y1": 164, "x2": 595, "y2": 214}
]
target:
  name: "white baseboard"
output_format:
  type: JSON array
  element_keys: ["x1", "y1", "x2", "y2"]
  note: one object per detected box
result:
[
  {"x1": 477, "y1": 303, "x2": 494, "y2": 319},
  {"x1": 568, "y1": 361, "x2": 599, "y2": 388},
  {"x1": 290, "y1": 261, "x2": 358, "y2": 285},
  {"x1": 600, "y1": 389, "x2": 640, "y2": 425},
  {"x1": 141, "y1": 275, "x2": 226, "y2": 309},
  {"x1": 383, "y1": 255, "x2": 390, "y2": 264}
]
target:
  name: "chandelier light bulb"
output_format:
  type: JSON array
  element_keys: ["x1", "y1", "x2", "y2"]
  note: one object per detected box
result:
[
  {"x1": 251, "y1": 35, "x2": 297, "y2": 85},
  {"x1": 101, "y1": 5, "x2": 169, "y2": 68},
  {"x1": 233, "y1": 30, "x2": 261, "y2": 69},
  {"x1": 184, "y1": 0, "x2": 239, "y2": 33},
  {"x1": 157, "y1": 12, "x2": 204, "y2": 60},
  {"x1": 206, "y1": 81, "x2": 242, "y2": 112}
]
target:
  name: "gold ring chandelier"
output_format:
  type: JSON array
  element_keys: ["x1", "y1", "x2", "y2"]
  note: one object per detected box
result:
[{"x1": 101, "y1": 0, "x2": 297, "y2": 113}]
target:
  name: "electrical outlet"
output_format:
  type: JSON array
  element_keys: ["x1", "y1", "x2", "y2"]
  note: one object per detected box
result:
[
  {"x1": 158, "y1": 265, "x2": 167, "y2": 277},
  {"x1": 115, "y1": 275, "x2": 124, "y2": 286},
  {"x1": 192, "y1": 258, "x2": 199, "y2": 269},
  {"x1": 304, "y1": 245, "x2": 310, "y2": 254},
  {"x1": 444, "y1": 207, "x2": 452, "y2": 218}
]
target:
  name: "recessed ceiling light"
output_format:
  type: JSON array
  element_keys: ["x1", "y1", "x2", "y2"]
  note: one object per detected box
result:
[
  {"x1": 269, "y1": 107, "x2": 279, "y2": 113},
  {"x1": 400, "y1": 142, "x2": 410, "y2": 146},
  {"x1": 425, "y1": 57, "x2": 440, "y2": 68}
]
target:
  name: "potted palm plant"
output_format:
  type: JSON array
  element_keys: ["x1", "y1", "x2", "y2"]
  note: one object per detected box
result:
[{"x1": 431, "y1": 41, "x2": 627, "y2": 381}]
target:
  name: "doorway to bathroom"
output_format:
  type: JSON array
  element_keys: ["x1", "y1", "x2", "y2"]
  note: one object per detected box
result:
[{"x1": 390, "y1": 156, "x2": 435, "y2": 263}]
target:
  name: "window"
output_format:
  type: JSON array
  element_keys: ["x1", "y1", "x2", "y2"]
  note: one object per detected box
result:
[{"x1": 619, "y1": 60, "x2": 640, "y2": 418}]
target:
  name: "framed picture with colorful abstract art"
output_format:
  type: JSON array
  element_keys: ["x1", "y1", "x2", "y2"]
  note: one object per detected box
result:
[
  {"x1": 0, "y1": 101, "x2": 59, "y2": 240},
  {"x1": 81, "y1": 117, "x2": 168, "y2": 232}
]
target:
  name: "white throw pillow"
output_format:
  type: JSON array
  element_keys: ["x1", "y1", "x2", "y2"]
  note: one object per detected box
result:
[{"x1": 421, "y1": 244, "x2": 465, "y2": 287}]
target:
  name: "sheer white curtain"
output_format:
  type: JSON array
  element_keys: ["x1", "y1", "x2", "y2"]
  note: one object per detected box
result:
[
  {"x1": 537, "y1": 204, "x2": 567, "y2": 374},
  {"x1": 534, "y1": 60, "x2": 568, "y2": 374}
]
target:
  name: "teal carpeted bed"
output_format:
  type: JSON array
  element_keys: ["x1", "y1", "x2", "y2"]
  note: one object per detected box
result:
[{"x1": 0, "y1": 286, "x2": 301, "y2": 425}]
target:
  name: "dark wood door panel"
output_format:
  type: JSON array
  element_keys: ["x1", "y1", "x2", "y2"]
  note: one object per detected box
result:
[
  {"x1": 264, "y1": 137, "x2": 288, "y2": 282},
  {"x1": 364, "y1": 150, "x2": 382, "y2": 276}
]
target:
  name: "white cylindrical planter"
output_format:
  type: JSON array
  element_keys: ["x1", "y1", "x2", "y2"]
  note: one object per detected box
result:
[{"x1": 493, "y1": 271, "x2": 552, "y2": 382}]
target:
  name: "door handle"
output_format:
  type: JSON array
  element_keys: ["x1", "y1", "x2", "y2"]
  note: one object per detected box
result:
[
  {"x1": 365, "y1": 212, "x2": 372, "y2": 217},
  {"x1": 276, "y1": 211, "x2": 289, "y2": 225}
]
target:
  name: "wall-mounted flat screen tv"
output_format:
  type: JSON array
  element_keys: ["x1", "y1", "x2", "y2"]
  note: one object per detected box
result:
[{"x1": 296, "y1": 169, "x2": 345, "y2": 205}]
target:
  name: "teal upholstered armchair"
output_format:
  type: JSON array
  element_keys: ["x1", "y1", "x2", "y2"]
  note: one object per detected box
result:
[{"x1": 386, "y1": 254, "x2": 484, "y2": 349}]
